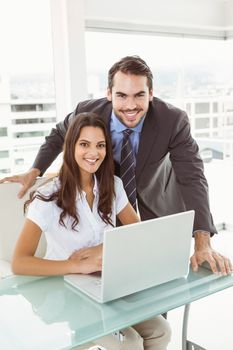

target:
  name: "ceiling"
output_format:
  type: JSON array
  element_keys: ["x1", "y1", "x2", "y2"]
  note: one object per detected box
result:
[{"x1": 84, "y1": 0, "x2": 233, "y2": 39}]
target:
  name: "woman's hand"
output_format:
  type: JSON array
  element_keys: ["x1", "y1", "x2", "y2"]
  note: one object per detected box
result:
[{"x1": 69, "y1": 244, "x2": 103, "y2": 274}]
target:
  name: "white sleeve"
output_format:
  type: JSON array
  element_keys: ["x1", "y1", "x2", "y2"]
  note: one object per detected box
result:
[
  {"x1": 26, "y1": 179, "x2": 58, "y2": 231},
  {"x1": 114, "y1": 176, "x2": 129, "y2": 214},
  {"x1": 26, "y1": 196, "x2": 50, "y2": 232}
]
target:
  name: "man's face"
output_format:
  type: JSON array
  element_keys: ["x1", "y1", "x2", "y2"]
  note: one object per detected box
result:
[{"x1": 107, "y1": 71, "x2": 153, "y2": 128}]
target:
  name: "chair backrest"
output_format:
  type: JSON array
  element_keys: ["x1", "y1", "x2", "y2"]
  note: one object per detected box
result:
[{"x1": 0, "y1": 179, "x2": 48, "y2": 262}]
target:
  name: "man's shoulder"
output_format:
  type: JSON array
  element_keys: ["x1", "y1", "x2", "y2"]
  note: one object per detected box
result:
[
  {"x1": 152, "y1": 97, "x2": 186, "y2": 116},
  {"x1": 76, "y1": 97, "x2": 111, "y2": 113},
  {"x1": 150, "y1": 97, "x2": 188, "y2": 125}
]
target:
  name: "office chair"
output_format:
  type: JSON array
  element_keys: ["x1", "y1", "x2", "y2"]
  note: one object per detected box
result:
[{"x1": 0, "y1": 179, "x2": 47, "y2": 278}]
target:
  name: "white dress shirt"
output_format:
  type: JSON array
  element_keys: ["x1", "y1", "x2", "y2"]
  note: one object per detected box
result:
[{"x1": 27, "y1": 175, "x2": 128, "y2": 260}]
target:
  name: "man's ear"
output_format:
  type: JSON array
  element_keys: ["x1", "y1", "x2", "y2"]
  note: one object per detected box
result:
[
  {"x1": 107, "y1": 88, "x2": 112, "y2": 101},
  {"x1": 149, "y1": 89, "x2": 153, "y2": 101}
]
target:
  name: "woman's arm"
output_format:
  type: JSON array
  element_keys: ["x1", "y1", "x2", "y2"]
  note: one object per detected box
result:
[
  {"x1": 68, "y1": 205, "x2": 139, "y2": 273},
  {"x1": 117, "y1": 203, "x2": 140, "y2": 225},
  {"x1": 11, "y1": 219, "x2": 101, "y2": 276}
]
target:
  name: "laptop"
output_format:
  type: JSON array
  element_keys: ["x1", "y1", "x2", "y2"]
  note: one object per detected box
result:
[{"x1": 64, "y1": 210, "x2": 194, "y2": 303}]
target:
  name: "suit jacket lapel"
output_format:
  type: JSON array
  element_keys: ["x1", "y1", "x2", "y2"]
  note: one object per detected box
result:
[{"x1": 136, "y1": 104, "x2": 158, "y2": 179}]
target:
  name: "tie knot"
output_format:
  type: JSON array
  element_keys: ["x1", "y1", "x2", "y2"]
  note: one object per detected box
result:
[{"x1": 123, "y1": 129, "x2": 133, "y2": 138}]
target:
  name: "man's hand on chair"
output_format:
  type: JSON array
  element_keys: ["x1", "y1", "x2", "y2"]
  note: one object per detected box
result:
[{"x1": 0, "y1": 168, "x2": 40, "y2": 198}]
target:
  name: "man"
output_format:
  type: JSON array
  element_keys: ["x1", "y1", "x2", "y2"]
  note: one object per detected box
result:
[{"x1": 1, "y1": 55, "x2": 232, "y2": 275}]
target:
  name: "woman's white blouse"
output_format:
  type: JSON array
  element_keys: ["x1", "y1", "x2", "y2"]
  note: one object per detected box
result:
[{"x1": 27, "y1": 176, "x2": 128, "y2": 260}]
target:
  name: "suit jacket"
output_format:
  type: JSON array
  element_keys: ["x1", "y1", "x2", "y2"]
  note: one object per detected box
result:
[{"x1": 33, "y1": 97, "x2": 217, "y2": 235}]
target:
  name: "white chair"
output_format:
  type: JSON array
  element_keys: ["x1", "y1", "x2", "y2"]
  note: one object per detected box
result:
[{"x1": 0, "y1": 179, "x2": 47, "y2": 278}]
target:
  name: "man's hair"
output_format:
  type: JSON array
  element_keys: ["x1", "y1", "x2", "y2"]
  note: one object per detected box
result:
[{"x1": 108, "y1": 55, "x2": 153, "y2": 91}]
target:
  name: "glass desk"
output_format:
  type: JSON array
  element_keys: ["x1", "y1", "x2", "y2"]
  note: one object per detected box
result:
[{"x1": 0, "y1": 267, "x2": 233, "y2": 350}]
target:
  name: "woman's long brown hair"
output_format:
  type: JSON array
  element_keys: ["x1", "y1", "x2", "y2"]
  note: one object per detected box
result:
[{"x1": 25, "y1": 112, "x2": 115, "y2": 230}]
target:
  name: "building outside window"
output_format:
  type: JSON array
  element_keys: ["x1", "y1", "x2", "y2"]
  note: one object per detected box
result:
[
  {"x1": 0, "y1": 128, "x2": 8, "y2": 137},
  {"x1": 195, "y1": 102, "x2": 210, "y2": 114},
  {"x1": 0, "y1": 0, "x2": 57, "y2": 176}
]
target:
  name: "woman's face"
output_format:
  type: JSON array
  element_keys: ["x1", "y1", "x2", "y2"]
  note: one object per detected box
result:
[{"x1": 74, "y1": 126, "x2": 106, "y2": 177}]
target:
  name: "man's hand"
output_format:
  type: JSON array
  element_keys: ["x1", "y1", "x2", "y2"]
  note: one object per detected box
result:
[
  {"x1": 190, "y1": 231, "x2": 233, "y2": 275},
  {"x1": 69, "y1": 244, "x2": 103, "y2": 274},
  {"x1": 0, "y1": 168, "x2": 40, "y2": 198}
]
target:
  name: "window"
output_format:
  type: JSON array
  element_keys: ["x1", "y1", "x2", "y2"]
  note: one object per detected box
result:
[
  {"x1": 195, "y1": 103, "x2": 210, "y2": 114},
  {"x1": 195, "y1": 133, "x2": 210, "y2": 138},
  {"x1": 11, "y1": 103, "x2": 56, "y2": 112},
  {"x1": 0, "y1": 168, "x2": 10, "y2": 174},
  {"x1": 13, "y1": 131, "x2": 49, "y2": 138},
  {"x1": 0, "y1": 0, "x2": 55, "y2": 175},
  {"x1": 213, "y1": 117, "x2": 218, "y2": 128},
  {"x1": 15, "y1": 158, "x2": 24, "y2": 165},
  {"x1": 227, "y1": 116, "x2": 233, "y2": 126},
  {"x1": 11, "y1": 104, "x2": 38, "y2": 112},
  {"x1": 0, "y1": 128, "x2": 7, "y2": 137},
  {"x1": 186, "y1": 103, "x2": 192, "y2": 115},
  {"x1": 213, "y1": 102, "x2": 218, "y2": 113},
  {"x1": 0, "y1": 150, "x2": 9, "y2": 158},
  {"x1": 12, "y1": 117, "x2": 56, "y2": 125},
  {"x1": 195, "y1": 118, "x2": 210, "y2": 129}
]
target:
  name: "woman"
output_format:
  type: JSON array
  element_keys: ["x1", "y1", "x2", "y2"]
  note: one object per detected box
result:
[{"x1": 12, "y1": 112, "x2": 171, "y2": 350}]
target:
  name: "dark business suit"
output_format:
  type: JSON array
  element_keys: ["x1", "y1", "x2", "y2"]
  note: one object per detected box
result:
[{"x1": 33, "y1": 97, "x2": 217, "y2": 235}]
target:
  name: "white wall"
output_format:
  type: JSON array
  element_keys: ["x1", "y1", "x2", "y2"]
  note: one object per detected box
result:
[{"x1": 224, "y1": 0, "x2": 233, "y2": 27}]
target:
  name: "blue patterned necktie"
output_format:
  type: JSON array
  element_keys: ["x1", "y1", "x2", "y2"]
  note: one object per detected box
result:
[{"x1": 120, "y1": 129, "x2": 137, "y2": 211}]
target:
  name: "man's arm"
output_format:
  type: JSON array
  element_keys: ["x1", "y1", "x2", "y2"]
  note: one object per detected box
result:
[
  {"x1": 169, "y1": 111, "x2": 232, "y2": 274},
  {"x1": 0, "y1": 168, "x2": 40, "y2": 198},
  {"x1": 169, "y1": 113, "x2": 215, "y2": 235}
]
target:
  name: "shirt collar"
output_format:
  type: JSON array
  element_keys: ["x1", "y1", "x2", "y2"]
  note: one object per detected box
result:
[
  {"x1": 77, "y1": 174, "x2": 98, "y2": 199},
  {"x1": 93, "y1": 174, "x2": 98, "y2": 195},
  {"x1": 110, "y1": 110, "x2": 146, "y2": 133}
]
